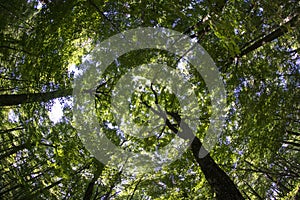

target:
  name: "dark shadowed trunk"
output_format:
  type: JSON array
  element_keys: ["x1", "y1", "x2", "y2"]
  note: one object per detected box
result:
[
  {"x1": 83, "y1": 159, "x2": 104, "y2": 200},
  {"x1": 191, "y1": 137, "x2": 244, "y2": 200},
  {"x1": 0, "y1": 89, "x2": 73, "y2": 106},
  {"x1": 180, "y1": 121, "x2": 244, "y2": 199},
  {"x1": 145, "y1": 101, "x2": 244, "y2": 199}
]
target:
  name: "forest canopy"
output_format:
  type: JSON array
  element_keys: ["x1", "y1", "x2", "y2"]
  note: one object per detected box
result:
[{"x1": 0, "y1": 0, "x2": 299, "y2": 199}]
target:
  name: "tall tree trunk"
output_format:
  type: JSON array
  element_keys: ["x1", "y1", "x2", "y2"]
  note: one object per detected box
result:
[
  {"x1": 0, "y1": 89, "x2": 73, "y2": 106},
  {"x1": 176, "y1": 119, "x2": 244, "y2": 199},
  {"x1": 191, "y1": 137, "x2": 244, "y2": 199},
  {"x1": 146, "y1": 103, "x2": 244, "y2": 199},
  {"x1": 83, "y1": 159, "x2": 104, "y2": 200}
]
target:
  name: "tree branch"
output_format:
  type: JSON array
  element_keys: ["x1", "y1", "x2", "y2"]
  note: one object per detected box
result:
[
  {"x1": 87, "y1": 0, "x2": 120, "y2": 32},
  {"x1": 140, "y1": 88, "x2": 244, "y2": 200},
  {"x1": 240, "y1": 13, "x2": 299, "y2": 57}
]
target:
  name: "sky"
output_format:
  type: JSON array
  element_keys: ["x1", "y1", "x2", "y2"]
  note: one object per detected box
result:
[
  {"x1": 49, "y1": 99, "x2": 64, "y2": 123},
  {"x1": 48, "y1": 64, "x2": 78, "y2": 123}
]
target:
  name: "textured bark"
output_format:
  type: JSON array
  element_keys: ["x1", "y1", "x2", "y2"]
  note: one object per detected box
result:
[
  {"x1": 166, "y1": 115, "x2": 244, "y2": 199},
  {"x1": 144, "y1": 89, "x2": 244, "y2": 199},
  {"x1": 180, "y1": 121, "x2": 244, "y2": 199},
  {"x1": 191, "y1": 137, "x2": 244, "y2": 200}
]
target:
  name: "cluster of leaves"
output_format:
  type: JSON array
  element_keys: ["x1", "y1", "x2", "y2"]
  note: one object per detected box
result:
[{"x1": 0, "y1": 0, "x2": 299, "y2": 199}]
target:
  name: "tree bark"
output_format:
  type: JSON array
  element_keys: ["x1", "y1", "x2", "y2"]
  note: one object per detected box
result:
[
  {"x1": 83, "y1": 159, "x2": 104, "y2": 200},
  {"x1": 0, "y1": 89, "x2": 73, "y2": 106},
  {"x1": 180, "y1": 120, "x2": 244, "y2": 199},
  {"x1": 145, "y1": 102, "x2": 244, "y2": 199},
  {"x1": 191, "y1": 137, "x2": 244, "y2": 199}
]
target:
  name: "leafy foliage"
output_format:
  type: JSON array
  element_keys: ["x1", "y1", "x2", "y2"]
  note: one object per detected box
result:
[{"x1": 0, "y1": 0, "x2": 299, "y2": 199}]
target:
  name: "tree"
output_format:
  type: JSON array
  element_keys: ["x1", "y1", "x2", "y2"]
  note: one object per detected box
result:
[{"x1": 0, "y1": 0, "x2": 299, "y2": 199}]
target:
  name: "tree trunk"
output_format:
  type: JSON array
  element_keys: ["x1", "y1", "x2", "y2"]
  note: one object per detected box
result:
[
  {"x1": 0, "y1": 89, "x2": 73, "y2": 106},
  {"x1": 180, "y1": 120, "x2": 244, "y2": 199},
  {"x1": 161, "y1": 111, "x2": 244, "y2": 199},
  {"x1": 191, "y1": 137, "x2": 244, "y2": 200},
  {"x1": 83, "y1": 159, "x2": 104, "y2": 200}
]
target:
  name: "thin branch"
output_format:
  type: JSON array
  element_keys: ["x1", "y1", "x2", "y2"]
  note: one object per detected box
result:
[
  {"x1": 0, "y1": 127, "x2": 24, "y2": 134},
  {"x1": 87, "y1": 0, "x2": 120, "y2": 32},
  {"x1": 0, "y1": 45, "x2": 33, "y2": 55},
  {"x1": 245, "y1": 182, "x2": 263, "y2": 200},
  {"x1": 128, "y1": 177, "x2": 143, "y2": 200}
]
